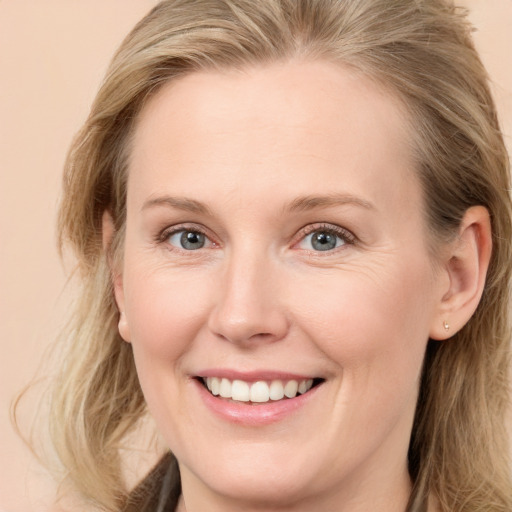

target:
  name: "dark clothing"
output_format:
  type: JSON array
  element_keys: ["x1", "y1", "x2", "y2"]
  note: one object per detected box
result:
[{"x1": 122, "y1": 452, "x2": 181, "y2": 512}]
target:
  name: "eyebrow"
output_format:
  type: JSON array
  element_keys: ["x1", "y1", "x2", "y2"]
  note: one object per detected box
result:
[
  {"x1": 285, "y1": 193, "x2": 375, "y2": 213},
  {"x1": 141, "y1": 193, "x2": 375, "y2": 215},
  {"x1": 141, "y1": 195, "x2": 212, "y2": 215}
]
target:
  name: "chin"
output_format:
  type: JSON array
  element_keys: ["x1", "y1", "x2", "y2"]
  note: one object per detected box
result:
[
  {"x1": 176, "y1": 436, "x2": 343, "y2": 509},
  {"x1": 192, "y1": 464, "x2": 319, "y2": 506}
]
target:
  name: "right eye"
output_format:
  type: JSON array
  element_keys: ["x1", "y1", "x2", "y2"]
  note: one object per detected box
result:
[{"x1": 166, "y1": 229, "x2": 210, "y2": 250}]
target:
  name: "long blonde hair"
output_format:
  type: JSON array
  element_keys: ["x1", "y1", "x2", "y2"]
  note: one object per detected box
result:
[{"x1": 48, "y1": 0, "x2": 512, "y2": 510}]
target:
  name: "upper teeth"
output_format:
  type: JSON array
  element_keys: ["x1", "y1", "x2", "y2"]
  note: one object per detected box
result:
[{"x1": 204, "y1": 377, "x2": 314, "y2": 403}]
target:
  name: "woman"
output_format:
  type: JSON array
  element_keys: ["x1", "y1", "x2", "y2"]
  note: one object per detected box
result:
[{"x1": 48, "y1": 0, "x2": 511, "y2": 511}]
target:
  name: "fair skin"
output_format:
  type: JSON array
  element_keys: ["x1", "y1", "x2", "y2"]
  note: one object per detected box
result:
[{"x1": 107, "y1": 60, "x2": 491, "y2": 512}]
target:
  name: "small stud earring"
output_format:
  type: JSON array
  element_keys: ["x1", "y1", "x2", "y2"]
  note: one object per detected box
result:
[{"x1": 443, "y1": 320, "x2": 450, "y2": 331}]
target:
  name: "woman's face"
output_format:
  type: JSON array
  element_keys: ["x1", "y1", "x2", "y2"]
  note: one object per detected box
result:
[{"x1": 116, "y1": 61, "x2": 448, "y2": 509}]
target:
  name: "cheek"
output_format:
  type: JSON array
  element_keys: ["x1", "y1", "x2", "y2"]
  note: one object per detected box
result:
[
  {"x1": 121, "y1": 263, "x2": 215, "y2": 433},
  {"x1": 122, "y1": 261, "x2": 213, "y2": 366},
  {"x1": 292, "y1": 258, "x2": 435, "y2": 386}
]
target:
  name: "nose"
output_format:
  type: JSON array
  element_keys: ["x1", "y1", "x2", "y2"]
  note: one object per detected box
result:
[{"x1": 207, "y1": 251, "x2": 289, "y2": 346}]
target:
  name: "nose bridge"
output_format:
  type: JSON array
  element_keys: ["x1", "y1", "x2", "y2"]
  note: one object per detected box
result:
[{"x1": 208, "y1": 243, "x2": 288, "y2": 345}]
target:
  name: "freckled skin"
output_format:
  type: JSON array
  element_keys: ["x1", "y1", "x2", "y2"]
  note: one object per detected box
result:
[{"x1": 115, "y1": 61, "x2": 448, "y2": 512}]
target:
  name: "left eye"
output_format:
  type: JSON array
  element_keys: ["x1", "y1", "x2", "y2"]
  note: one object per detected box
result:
[
  {"x1": 299, "y1": 230, "x2": 346, "y2": 252},
  {"x1": 167, "y1": 230, "x2": 208, "y2": 250}
]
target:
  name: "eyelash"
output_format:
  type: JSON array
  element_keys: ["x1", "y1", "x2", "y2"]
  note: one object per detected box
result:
[
  {"x1": 156, "y1": 223, "x2": 356, "y2": 253},
  {"x1": 295, "y1": 223, "x2": 357, "y2": 252},
  {"x1": 157, "y1": 224, "x2": 215, "y2": 249}
]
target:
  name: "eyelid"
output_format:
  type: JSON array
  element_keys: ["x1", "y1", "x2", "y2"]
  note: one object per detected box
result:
[
  {"x1": 155, "y1": 222, "x2": 356, "y2": 253},
  {"x1": 157, "y1": 223, "x2": 218, "y2": 249},
  {"x1": 294, "y1": 223, "x2": 357, "y2": 251}
]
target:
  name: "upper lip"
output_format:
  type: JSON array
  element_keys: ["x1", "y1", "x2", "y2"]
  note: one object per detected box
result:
[{"x1": 194, "y1": 369, "x2": 321, "y2": 382}]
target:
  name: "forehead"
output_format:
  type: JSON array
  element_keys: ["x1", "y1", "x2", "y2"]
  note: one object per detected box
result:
[{"x1": 128, "y1": 60, "x2": 418, "y2": 213}]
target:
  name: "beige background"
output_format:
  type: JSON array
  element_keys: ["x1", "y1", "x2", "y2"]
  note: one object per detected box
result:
[{"x1": 1, "y1": 1, "x2": 511, "y2": 511}]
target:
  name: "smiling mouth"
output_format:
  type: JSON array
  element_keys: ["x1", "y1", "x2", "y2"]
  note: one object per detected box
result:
[{"x1": 199, "y1": 377, "x2": 324, "y2": 403}]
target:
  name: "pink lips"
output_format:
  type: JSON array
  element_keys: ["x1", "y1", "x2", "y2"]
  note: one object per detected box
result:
[{"x1": 192, "y1": 369, "x2": 322, "y2": 426}]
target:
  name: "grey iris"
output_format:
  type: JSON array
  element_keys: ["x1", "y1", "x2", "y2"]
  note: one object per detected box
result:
[
  {"x1": 311, "y1": 231, "x2": 337, "y2": 251},
  {"x1": 180, "y1": 231, "x2": 205, "y2": 250}
]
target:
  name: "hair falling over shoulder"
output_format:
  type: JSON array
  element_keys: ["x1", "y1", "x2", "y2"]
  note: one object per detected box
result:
[{"x1": 22, "y1": 1, "x2": 511, "y2": 510}]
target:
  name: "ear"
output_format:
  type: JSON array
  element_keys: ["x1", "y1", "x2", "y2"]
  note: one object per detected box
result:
[
  {"x1": 102, "y1": 210, "x2": 131, "y2": 343},
  {"x1": 429, "y1": 206, "x2": 492, "y2": 340}
]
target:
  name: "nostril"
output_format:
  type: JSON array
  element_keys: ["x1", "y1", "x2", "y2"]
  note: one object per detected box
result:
[{"x1": 207, "y1": 282, "x2": 290, "y2": 346}]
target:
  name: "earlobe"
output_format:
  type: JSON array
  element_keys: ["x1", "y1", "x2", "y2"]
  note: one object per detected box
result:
[
  {"x1": 102, "y1": 211, "x2": 131, "y2": 343},
  {"x1": 118, "y1": 311, "x2": 131, "y2": 343},
  {"x1": 430, "y1": 206, "x2": 492, "y2": 340}
]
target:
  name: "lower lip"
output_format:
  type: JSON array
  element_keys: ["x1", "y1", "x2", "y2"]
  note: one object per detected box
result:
[{"x1": 193, "y1": 379, "x2": 321, "y2": 426}]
